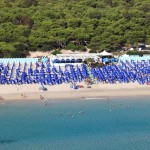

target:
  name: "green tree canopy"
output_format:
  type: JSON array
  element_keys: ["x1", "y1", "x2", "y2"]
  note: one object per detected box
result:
[{"x1": 0, "y1": 0, "x2": 149, "y2": 57}]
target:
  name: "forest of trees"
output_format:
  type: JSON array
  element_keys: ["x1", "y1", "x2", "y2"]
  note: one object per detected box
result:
[{"x1": 0, "y1": 0, "x2": 150, "y2": 57}]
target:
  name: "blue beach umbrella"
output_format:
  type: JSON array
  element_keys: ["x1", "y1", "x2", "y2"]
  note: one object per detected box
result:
[
  {"x1": 71, "y1": 59, "x2": 75, "y2": 63},
  {"x1": 53, "y1": 59, "x2": 60, "y2": 63},
  {"x1": 61, "y1": 59, "x2": 65, "y2": 63},
  {"x1": 76, "y1": 59, "x2": 82, "y2": 63},
  {"x1": 66, "y1": 59, "x2": 70, "y2": 63}
]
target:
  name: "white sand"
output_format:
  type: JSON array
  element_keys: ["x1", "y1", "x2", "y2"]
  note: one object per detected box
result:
[
  {"x1": 28, "y1": 51, "x2": 50, "y2": 58},
  {"x1": 0, "y1": 82, "x2": 149, "y2": 102},
  {"x1": 28, "y1": 49, "x2": 89, "y2": 58}
]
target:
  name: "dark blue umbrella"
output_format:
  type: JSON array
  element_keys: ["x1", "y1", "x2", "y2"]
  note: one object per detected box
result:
[
  {"x1": 66, "y1": 59, "x2": 70, "y2": 63},
  {"x1": 71, "y1": 59, "x2": 75, "y2": 63},
  {"x1": 76, "y1": 59, "x2": 82, "y2": 63},
  {"x1": 53, "y1": 59, "x2": 60, "y2": 63},
  {"x1": 61, "y1": 59, "x2": 65, "y2": 63}
]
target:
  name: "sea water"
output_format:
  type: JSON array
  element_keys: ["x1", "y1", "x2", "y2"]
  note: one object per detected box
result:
[{"x1": 0, "y1": 97, "x2": 150, "y2": 150}]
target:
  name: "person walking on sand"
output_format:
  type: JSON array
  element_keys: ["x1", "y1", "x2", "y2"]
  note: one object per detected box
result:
[
  {"x1": 21, "y1": 93, "x2": 26, "y2": 98},
  {"x1": 39, "y1": 95, "x2": 46, "y2": 106},
  {"x1": 40, "y1": 95, "x2": 44, "y2": 100},
  {"x1": 0, "y1": 96, "x2": 4, "y2": 101},
  {"x1": 107, "y1": 97, "x2": 110, "y2": 102}
]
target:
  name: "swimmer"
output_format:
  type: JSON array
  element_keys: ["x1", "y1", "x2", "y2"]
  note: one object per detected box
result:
[
  {"x1": 68, "y1": 113, "x2": 72, "y2": 117},
  {"x1": 107, "y1": 97, "x2": 110, "y2": 102},
  {"x1": 43, "y1": 101, "x2": 46, "y2": 106},
  {"x1": 79, "y1": 110, "x2": 83, "y2": 114}
]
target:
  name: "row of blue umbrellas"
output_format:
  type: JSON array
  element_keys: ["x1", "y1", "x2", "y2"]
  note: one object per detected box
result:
[
  {"x1": 53, "y1": 59, "x2": 82, "y2": 63},
  {"x1": 0, "y1": 59, "x2": 149, "y2": 85}
]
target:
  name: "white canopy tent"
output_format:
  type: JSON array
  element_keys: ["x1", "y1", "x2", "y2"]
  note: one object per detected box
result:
[{"x1": 99, "y1": 50, "x2": 112, "y2": 56}]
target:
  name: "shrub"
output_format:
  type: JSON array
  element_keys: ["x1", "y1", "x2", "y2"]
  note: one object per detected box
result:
[
  {"x1": 89, "y1": 49, "x2": 97, "y2": 53},
  {"x1": 0, "y1": 50, "x2": 4, "y2": 58},
  {"x1": 66, "y1": 43, "x2": 86, "y2": 51},
  {"x1": 51, "y1": 50, "x2": 62, "y2": 55},
  {"x1": 9, "y1": 50, "x2": 23, "y2": 58},
  {"x1": 127, "y1": 50, "x2": 150, "y2": 56},
  {"x1": 66, "y1": 43, "x2": 77, "y2": 50}
]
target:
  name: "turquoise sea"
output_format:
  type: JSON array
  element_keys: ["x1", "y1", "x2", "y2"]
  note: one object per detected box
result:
[{"x1": 0, "y1": 97, "x2": 150, "y2": 150}]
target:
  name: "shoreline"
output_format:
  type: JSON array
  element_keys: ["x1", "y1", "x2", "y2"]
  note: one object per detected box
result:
[{"x1": 0, "y1": 82, "x2": 150, "y2": 103}]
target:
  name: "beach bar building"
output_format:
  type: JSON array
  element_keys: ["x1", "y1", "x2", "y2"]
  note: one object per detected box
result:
[
  {"x1": 48, "y1": 51, "x2": 114, "y2": 66},
  {"x1": 49, "y1": 53, "x2": 101, "y2": 66}
]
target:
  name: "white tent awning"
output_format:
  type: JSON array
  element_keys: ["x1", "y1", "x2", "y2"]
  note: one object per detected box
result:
[{"x1": 99, "y1": 50, "x2": 112, "y2": 56}]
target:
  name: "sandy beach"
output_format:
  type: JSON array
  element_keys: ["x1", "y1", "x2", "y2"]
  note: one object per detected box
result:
[{"x1": 0, "y1": 82, "x2": 149, "y2": 102}]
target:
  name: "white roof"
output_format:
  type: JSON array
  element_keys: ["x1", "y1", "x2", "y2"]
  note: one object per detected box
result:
[
  {"x1": 56, "y1": 53, "x2": 100, "y2": 57},
  {"x1": 49, "y1": 53, "x2": 100, "y2": 60},
  {"x1": 99, "y1": 50, "x2": 112, "y2": 56},
  {"x1": 121, "y1": 54, "x2": 129, "y2": 57},
  {"x1": 129, "y1": 48, "x2": 134, "y2": 51}
]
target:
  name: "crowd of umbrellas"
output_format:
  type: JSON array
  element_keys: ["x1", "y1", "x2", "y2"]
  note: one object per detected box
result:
[
  {"x1": 0, "y1": 59, "x2": 150, "y2": 86},
  {"x1": 0, "y1": 61, "x2": 88, "y2": 85},
  {"x1": 91, "y1": 60, "x2": 150, "y2": 84}
]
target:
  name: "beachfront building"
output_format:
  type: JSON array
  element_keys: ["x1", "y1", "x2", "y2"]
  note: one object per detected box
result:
[
  {"x1": 49, "y1": 53, "x2": 100, "y2": 66},
  {"x1": 48, "y1": 50, "x2": 113, "y2": 66},
  {"x1": 0, "y1": 50, "x2": 113, "y2": 66}
]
